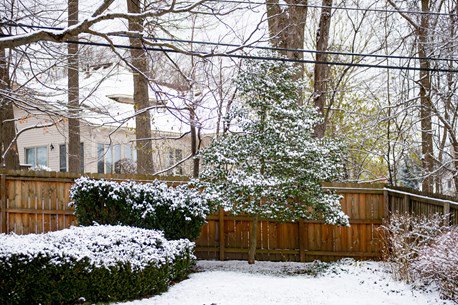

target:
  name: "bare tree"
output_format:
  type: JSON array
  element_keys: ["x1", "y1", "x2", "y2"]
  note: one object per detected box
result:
[
  {"x1": 313, "y1": 0, "x2": 333, "y2": 138},
  {"x1": 387, "y1": 0, "x2": 435, "y2": 192},
  {"x1": 67, "y1": 0, "x2": 80, "y2": 173},
  {"x1": 126, "y1": 0, "x2": 154, "y2": 174},
  {"x1": 0, "y1": 45, "x2": 20, "y2": 169},
  {"x1": 266, "y1": 0, "x2": 308, "y2": 82}
]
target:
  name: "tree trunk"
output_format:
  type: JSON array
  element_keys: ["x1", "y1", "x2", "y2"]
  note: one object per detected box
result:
[
  {"x1": 451, "y1": 141, "x2": 458, "y2": 196},
  {"x1": 313, "y1": 0, "x2": 333, "y2": 138},
  {"x1": 0, "y1": 46, "x2": 20, "y2": 170},
  {"x1": 418, "y1": 0, "x2": 434, "y2": 192},
  {"x1": 248, "y1": 215, "x2": 258, "y2": 264},
  {"x1": 266, "y1": 0, "x2": 308, "y2": 90},
  {"x1": 190, "y1": 108, "x2": 200, "y2": 178},
  {"x1": 127, "y1": 0, "x2": 153, "y2": 174},
  {"x1": 68, "y1": 0, "x2": 81, "y2": 173}
]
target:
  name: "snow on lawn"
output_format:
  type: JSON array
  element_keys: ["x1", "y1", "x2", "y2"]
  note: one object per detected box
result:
[{"x1": 115, "y1": 259, "x2": 452, "y2": 305}]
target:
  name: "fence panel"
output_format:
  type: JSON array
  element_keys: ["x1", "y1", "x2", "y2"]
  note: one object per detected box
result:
[
  {"x1": 387, "y1": 188, "x2": 458, "y2": 226},
  {"x1": 194, "y1": 185, "x2": 386, "y2": 262},
  {"x1": 2, "y1": 170, "x2": 457, "y2": 262},
  {"x1": 1, "y1": 176, "x2": 77, "y2": 234}
]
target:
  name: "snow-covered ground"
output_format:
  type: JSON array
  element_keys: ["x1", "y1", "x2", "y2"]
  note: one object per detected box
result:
[{"x1": 115, "y1": 259, "x2": 452, "y2": 305}]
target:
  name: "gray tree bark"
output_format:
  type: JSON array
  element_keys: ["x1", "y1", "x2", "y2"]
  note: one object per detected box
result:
[
  {"x1": 127, "y1": 0, "x2": 154, "y2": 174},
  {"x1": 387, "y1": 0, "x2": 435, "y2": 192},
  {"x1": 190, "y1": 108, "x2": 200, "y2": 178},
  {"x1": 313, "y1": 0, "x2": 333, "y2": 138},
  {"x1": 418, "y1": 0, "x2": 434, "y2": 192},
  {"x1": 68, "y1": 0, "x2": 81, "y2": 173},
  {"x1": 0, "y1": 45, "x2": 20, "y2": 170},
  {"x1": 266, "y1": 0, "x2": 308, "y2": 85}
]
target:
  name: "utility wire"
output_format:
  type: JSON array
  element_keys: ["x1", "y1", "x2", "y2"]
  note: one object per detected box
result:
[
  {"x1": 3, "y1": 22, "x2": 458, "y2": 63},
  {"x1": 210, "y1": 0, "x2": 458, "y2": 17},
  {"x1": 1, "y1": 32, "x2": 457, "y2": 73}
]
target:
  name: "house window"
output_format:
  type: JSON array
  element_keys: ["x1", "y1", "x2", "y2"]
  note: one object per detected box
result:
[
  {"x1": 59, "y1": 143, "x2": 84, "y2": 172},
  {"x1": 25, "y1": 146, "x2": 48, "y2": 168},
  {"x1": 59, "y1": 144, "x2": 66, "y2": 172},
  {"x1": 175, "y1": 149, "x2": 183, "y2": 175},
  {"x1": 125, "y1": 143, "x2": 137, "y2": 161},
  {"x1": 97, "y1": 144, "x2": 105, "y2": 174},
  {"x1": 97, "y1": 143, "x2": 126, "y2": 174},
  {"x1": 167, "y1": 148, "x2": 183, "y2": 175},
  {"x1": 448, "y1": 179, "x2": 453, "y2": 190}
]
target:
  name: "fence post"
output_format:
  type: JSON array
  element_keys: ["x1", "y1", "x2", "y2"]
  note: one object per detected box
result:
[
  {"x1": 444, "y1": 202, "x2": 451, "y2": 226},
  {"x1": 403, "y1": 195, "x2": 410, "y2": 214},
  {"x1": 383, "y1": 190, "x2": 390, "y2": 220},
  {"x1": 298, "y1": 219, "x2": 306, "y2": 262},
  {"x1": 219, "y1": 208, "x2": 225, "y2": 261},
  {"x1": 1, "y1": 175, "x2": 6, "y2": 233}
]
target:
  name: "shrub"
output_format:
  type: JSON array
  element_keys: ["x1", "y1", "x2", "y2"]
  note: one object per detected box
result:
[
  {"x1": 70, "y1": 177, "x2": 210, "y2": 240},
  {"x1": 0, "y1": 225, "x2": 195, "y2": 305},
  {"x1": 380, "y1": 212, "x2": 449, "y2": 282},
  {"x1": 413, "y1": 228, "x2": 458, "y2": 302}
]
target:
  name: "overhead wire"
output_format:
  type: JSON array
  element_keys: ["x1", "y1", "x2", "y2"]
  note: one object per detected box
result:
[
  {"x1": 1, "y1": 31, "x2": 457, "y2": 73},
  {"x1": 208, "y1": 0, "x2": 458, "y2": 17},
  {"x1": 3, "y1": 22, "x2": 458, "y2": 63}
]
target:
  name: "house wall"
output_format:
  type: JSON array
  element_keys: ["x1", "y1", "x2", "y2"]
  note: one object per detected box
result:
[
  {"x1": 441, "y1": 172, "x2": 457, "y2": 196},
  {"x1": 14, "y1": 108, "x2": 210, "y2": 176}
]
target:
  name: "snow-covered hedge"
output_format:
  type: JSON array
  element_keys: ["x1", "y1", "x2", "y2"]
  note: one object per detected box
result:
[
  {"x1": 70, "y1": 177, "x2": 210, "y2": 240},
  {"x1": 0, "y1": 225, "x2": 195, "y2": 304},
  {"x1": 413, "y1": 227, "x2": 458, "y2": 302}
]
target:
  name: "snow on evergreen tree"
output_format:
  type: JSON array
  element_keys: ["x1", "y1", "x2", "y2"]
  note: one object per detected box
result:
[
  {"x1": 398, "y1": 157, "x2": 421, "y2": 190},
  {"x1": 199, "y1": 58, "x2": 349, "y2": 263}
]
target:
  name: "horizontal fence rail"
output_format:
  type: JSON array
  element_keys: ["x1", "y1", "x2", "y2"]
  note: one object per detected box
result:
[{"x1": 0, "y1": 170, "x2": 456, "y2": 262}]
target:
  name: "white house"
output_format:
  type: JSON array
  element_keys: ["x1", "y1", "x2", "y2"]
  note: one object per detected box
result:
[{"x1": 14, "y1": 62, "x2": 215, "y2": 176}]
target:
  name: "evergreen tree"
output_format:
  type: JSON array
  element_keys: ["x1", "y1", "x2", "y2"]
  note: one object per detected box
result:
[
  {"x1": 398, "y1": 157, "x2": 421, "y2": 190},
  {"x1": 200, "y1": 58, "x2": 349, "y2": 264}
]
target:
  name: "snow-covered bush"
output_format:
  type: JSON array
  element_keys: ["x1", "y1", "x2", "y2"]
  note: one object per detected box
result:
[
  {"x1": 0, "y1": 225, "x2": 195, "y2": 304},
  {"x1": 413, "y1": 228, "x2": 458, "y2": 302},
  {"x1": 70, "y1": 177, "x2": 210, "y2": 240},
  {"x1": 381, "y1": 212, "x2": 449, "y2": 282}
]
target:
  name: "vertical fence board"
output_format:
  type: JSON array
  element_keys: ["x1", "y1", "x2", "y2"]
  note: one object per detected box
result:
[{"x1": 0, "y1": 175, "x2": 6, "y2": 233}]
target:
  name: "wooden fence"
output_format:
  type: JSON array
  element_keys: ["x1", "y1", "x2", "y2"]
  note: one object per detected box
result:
[
  {"x1": 196, "y1": 183, "x2": 386, "y2": 261},
  {"x1": 0, "y1": 170, "x2": 457, "y2": 262},
  {"x1": 0, "y1": 170, "x2": 187, "y2": 235}
]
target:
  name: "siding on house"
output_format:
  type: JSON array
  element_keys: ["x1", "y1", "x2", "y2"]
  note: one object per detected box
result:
[{"x1": 15, "y1": 108, "x2": 210, "y2": 176}]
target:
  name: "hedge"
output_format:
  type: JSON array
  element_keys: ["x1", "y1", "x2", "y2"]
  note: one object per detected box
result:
[
  {"x1": 70, "y1": 177, "x2": 211, "y2": 240},
  {"x1": 0, "y1": 225, "x2": 195, "y2": 305}
]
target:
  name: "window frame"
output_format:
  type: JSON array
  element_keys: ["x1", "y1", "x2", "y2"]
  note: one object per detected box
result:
[
  {"x1": 97, "y1": 143, "x2": 136, "y2": 174},
  {"x1": 59, "y1": 143, "x2": 85, "y2": 173},
  {"x1": 24, "y1": 145, "x2": 48, "y2": 168}
]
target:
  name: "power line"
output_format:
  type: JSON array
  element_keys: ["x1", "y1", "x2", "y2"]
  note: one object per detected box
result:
[
  {"x1": 210, "y1": 0, "x2": 458, "y2": 17},
  {"x1": 2, "y1": 32, "x2": 457, "y2": 73},
  {"x1": 3, "y1": 22, "x2": 458, "y2": 63}
]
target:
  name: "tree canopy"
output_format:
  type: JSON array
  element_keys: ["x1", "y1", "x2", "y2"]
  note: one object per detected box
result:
[{"x1": 200, "y1": 58, "x2": 349, "y2": 226}]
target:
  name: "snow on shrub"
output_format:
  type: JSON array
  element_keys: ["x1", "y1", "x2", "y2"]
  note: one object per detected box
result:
[
  {"x1": 413, "y1": 227, "x2": 458, "y2": 302},
  {"x1": 0, "y1": 225, "x2": 193, "y2": 270},
  {"x1": 381, "y1": 213, "x2": 449, "y2": 282},
  {"x1": 0, "y1": 225, "x2": 195, "y2": 304},
  {"x1": 70, "y1": 177, "x2": 210, "y2": 240}
]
